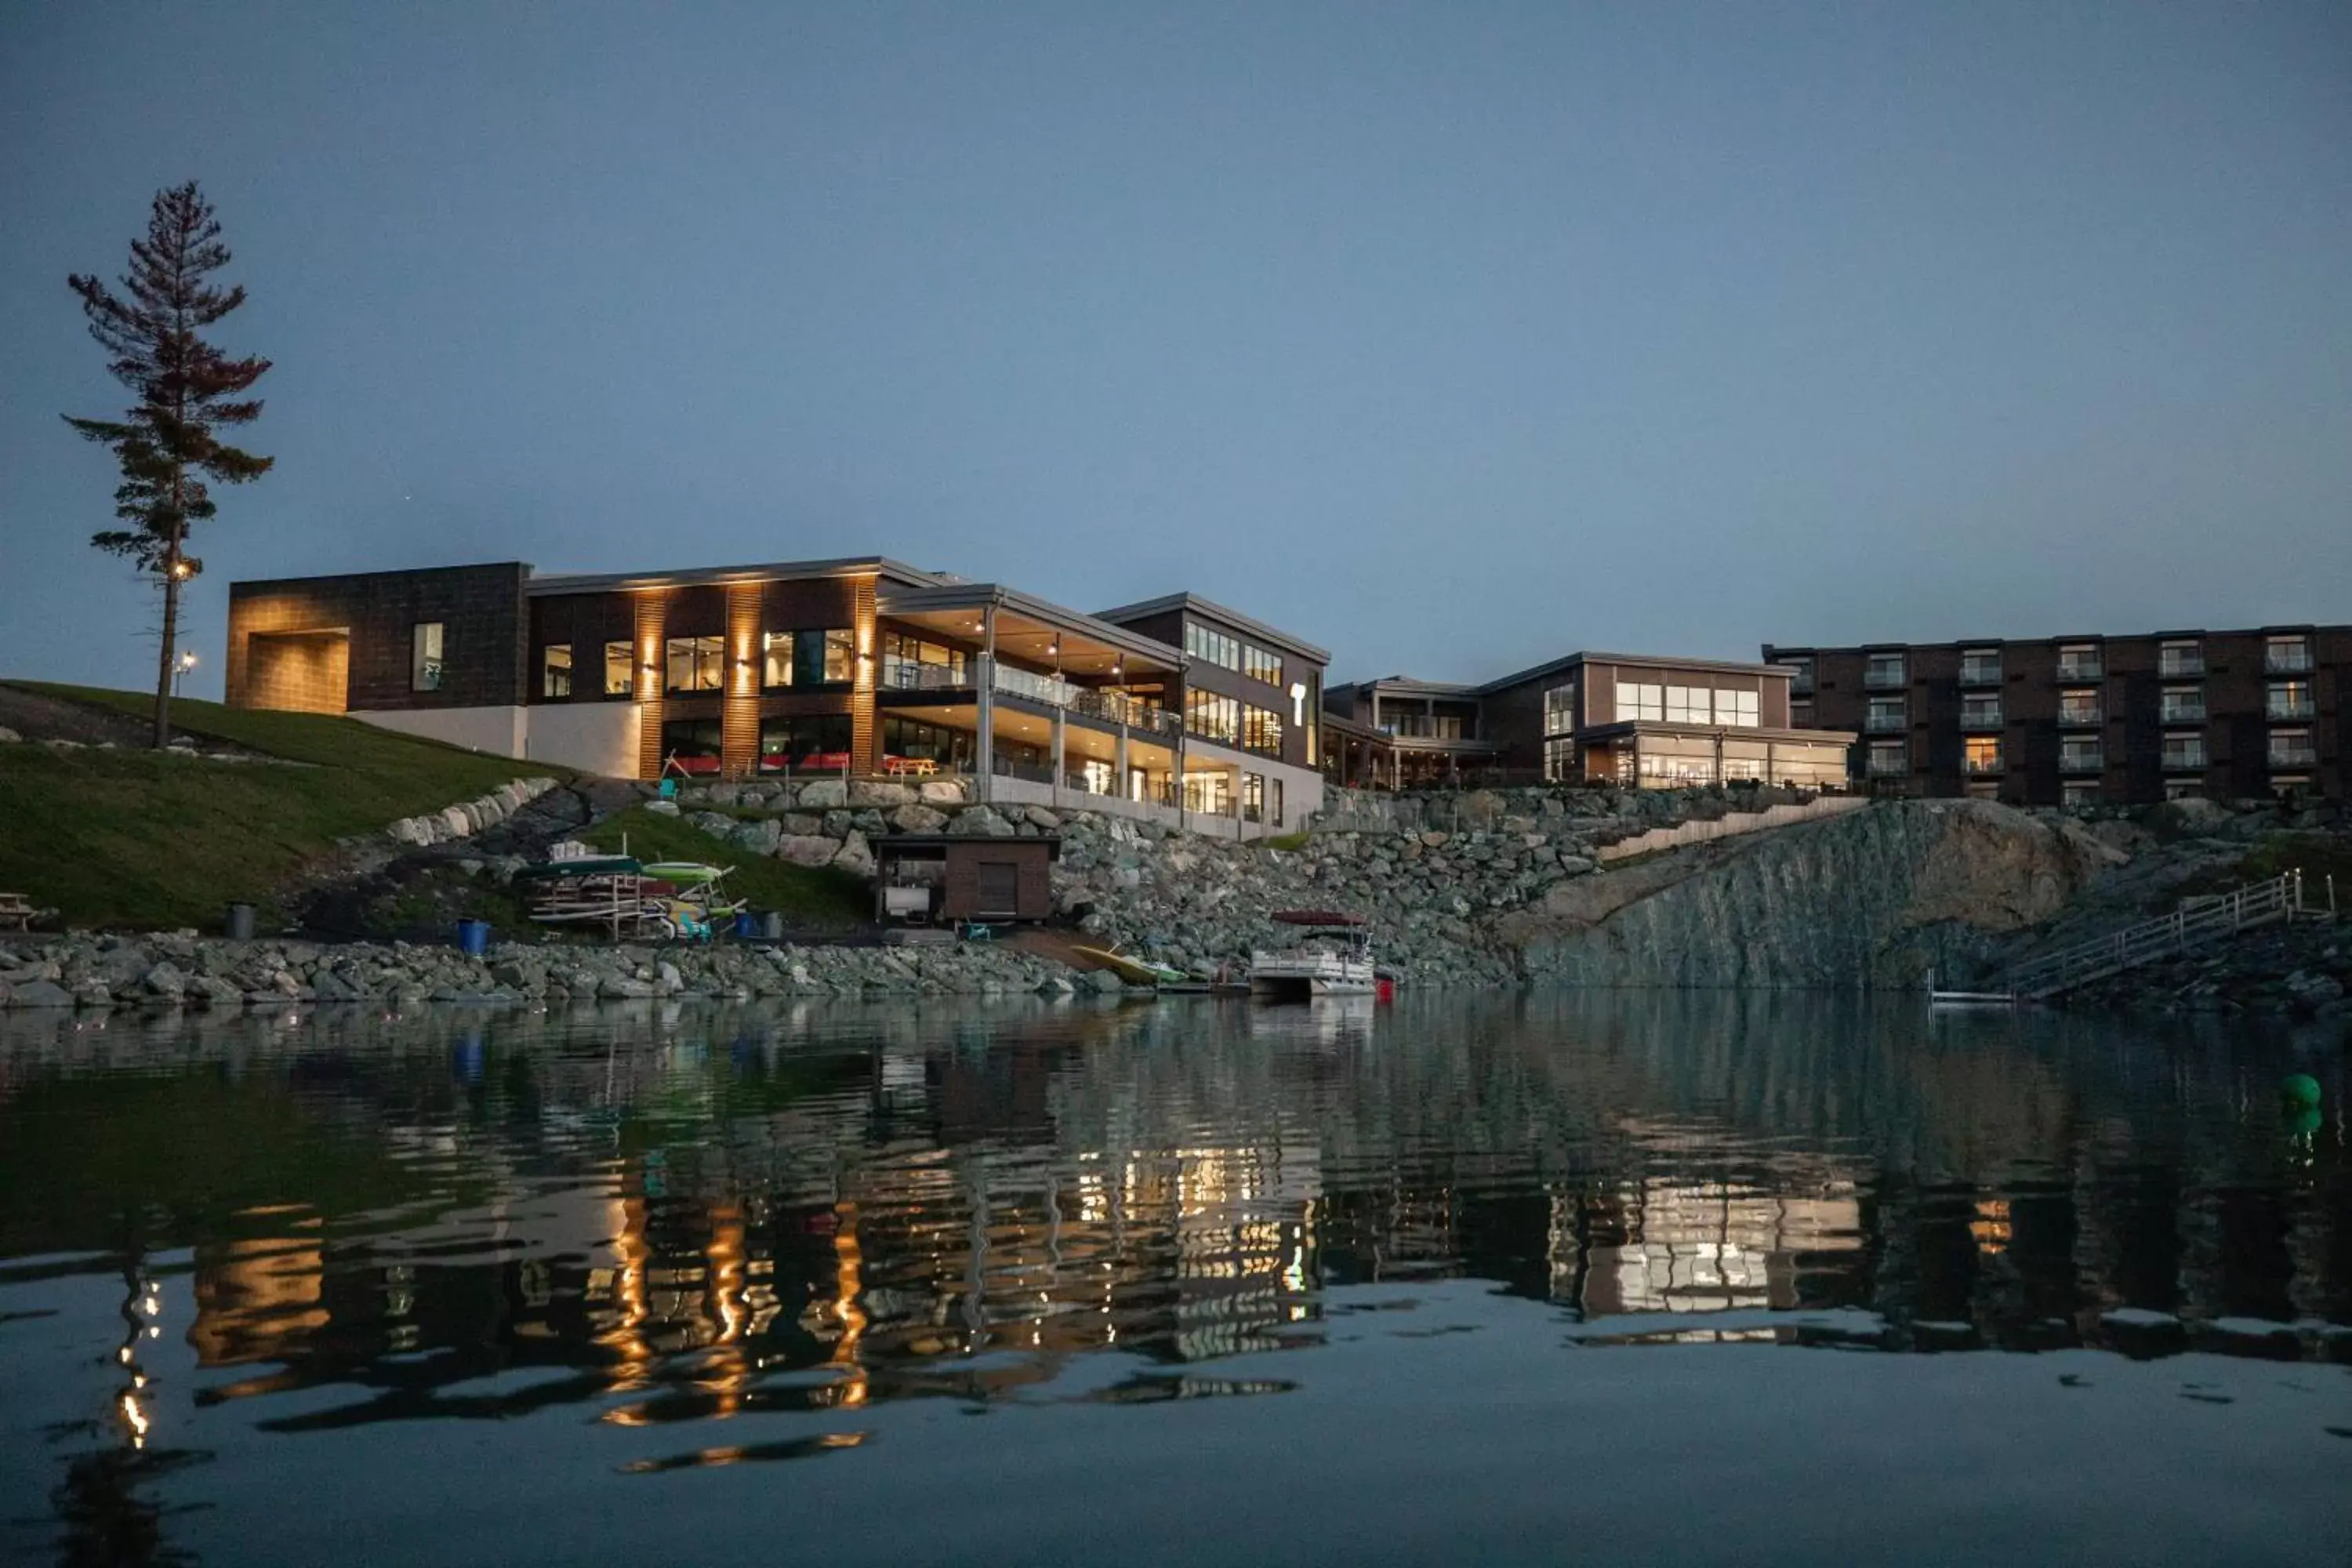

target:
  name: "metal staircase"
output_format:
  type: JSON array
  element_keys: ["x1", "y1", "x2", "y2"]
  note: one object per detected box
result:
[{"x1": 2001, "y1": 869, "x2": 2315, "y2": 1001}]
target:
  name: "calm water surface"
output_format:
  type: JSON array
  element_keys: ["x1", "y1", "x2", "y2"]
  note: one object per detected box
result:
[{"x1": 2, "y1": 993, "x2": 2347, "y2": 1566}]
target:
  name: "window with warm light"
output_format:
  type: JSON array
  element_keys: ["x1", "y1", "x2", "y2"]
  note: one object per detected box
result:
[
  {"x1": 2056, "y1": 689, "x2": 2100, "y2": 727},
  {"x1": 1241, "y1": 645, "x2": 1282, "y2": 684},
  {"x1": 1185, "y1": 690, "x2": 1240, "y2": 743},
  {"x1": 665, "y1": 635, "x2": 724, "y2": 692},
  {"x1": 1664, "y1": 685, "x2": 1709, "y2": 724},
  {"x1": 1617, "y1": 683, "x2": 1664, "y2": 722},
  {"x1": 1239, "y1": 706, "x2": 1284, "y2": 755},
  {"x1": 1965, "y1": 735, "x2": 2002, "y2": 774},
  {"x1": 603, "y1": 641, "x2": 632, "y2": 698},
  {"x1": 1717, "y1": 689, "x2": 1759, "y2": 727},
  {"x1": 410, "y1": 622, "x2": 445, "y2": 691},
  {"x1": 540, "y1": 644, "x2": 572, "y2": 699},
  {"x1": 2267, "y1": 680, "x2": 2314, "y2": 720}
]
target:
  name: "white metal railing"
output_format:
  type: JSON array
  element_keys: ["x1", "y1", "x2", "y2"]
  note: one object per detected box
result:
[
  {"x1": 1961, "y1": 706, "x2": 2004, "y2": 729},
  {"x1": 2161, "y1": 747, "x2": 2207, "y2": 772},
  {"x1": 1863, "y1": 666, "x2": 1906, "y2": 689},
  {"x1": 2266, "y1": 649, "x2": 2314, "y2": 674},
  {"x1": 2267, "y1": 699, "x2": 2316, "y2": 720},
  {"x1": 988, "y1": 662, "x2": 1179, "y2": 735},
  {"x1": 2159, "y1": 654, "x2": 2204, "y2": 678},
  {"x1": 991, "y1": 662, "x2": 1076, "y2": 708},
  {"x1": 2269, "y1": 746, "x2": 2318, "y2": 770},
  {"x1": 1960, "y1": 661, "x2": 2002, "y2": 685},
  {"x1": 2005, "y1": 870, "x2": 2310, "y2": 1000},
  {"x1": 2159, "y1": 701, "x2": 2205, "y2": 724},
  {"x1": 2060, "y1": 749, "x2": 2104, "y2": 773},
  {"x1": 881, "y1": 658, "x2": 970, "y2": 691},
  {"x1": 2056, "y1": 662, "x2": 2103, "y2": 682},
  {"x1": 2057, "y1": 706, "x2": 2102, "y2": 728},
  {"x1": 1866, "y1": 712, "x2": 1906, "y2": 732}
]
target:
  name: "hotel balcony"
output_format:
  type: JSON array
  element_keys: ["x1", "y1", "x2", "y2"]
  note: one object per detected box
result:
[
  {"x1": 2269, "y1": 745, "x2": 2318, "y2": 770},
  {"x1": 1864, "y1": 712, "x2": 1907, "y2": 733},
  {"x1": 2265, "y1": 648, "x2": 2314, "y2": 675},
  {"x1": 1867, "y1": 755, "x2": 1909, "y2": 778},
  {"x1": 1958, "y1": 660, "x2": 2002, "y2": 687},
  {"x1": 2267, "y1": 696, "x2": 2316, "y2": 720},
  {"x1": 1959, "y1": 709, "x2": 2003, "y2": 731},
  {"x1": 1862, "y1": 666, "x2": 1906, "y2": 691},
  {"x1": 2060, "y1": 750, "x2": 2104, "y2": 775},
  {"x1": 2161, "y1": 748, "x2": 2207, "y2": 772},
  {"x1": 2056, "y1": 659, "x2": 2103, "y2": 683},
  {"x1": 2158, "y1": 651, "x2": 2205, "y2": 679},
  {"x1": 2057, "y1": 707, "x2": 2103, "y2": 729},
  {"x1": 2158, "y1": 700, "x2": 2206, "y2": 725}
]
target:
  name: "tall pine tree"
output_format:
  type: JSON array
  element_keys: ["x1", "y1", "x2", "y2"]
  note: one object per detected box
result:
[{"x1": 65, "y1": 181, "x2": 272, "y2": 746}]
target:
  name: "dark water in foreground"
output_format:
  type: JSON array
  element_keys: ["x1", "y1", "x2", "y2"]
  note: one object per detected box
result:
[{"x1": 2, "y1": 994, "x2": 2347, "y2": 1567}]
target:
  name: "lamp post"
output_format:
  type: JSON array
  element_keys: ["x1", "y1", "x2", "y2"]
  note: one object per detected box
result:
[{"x1": 172, "y1": 649, "x2": 197, "y2": 699}]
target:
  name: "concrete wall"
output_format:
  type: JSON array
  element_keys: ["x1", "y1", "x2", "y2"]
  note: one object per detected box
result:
[
  {"x1": 526, "y1": 701, "x2": 641, "y2": 777},
  {"x1": 354, "y1": 705, "x2": 528, "y2": 759}
]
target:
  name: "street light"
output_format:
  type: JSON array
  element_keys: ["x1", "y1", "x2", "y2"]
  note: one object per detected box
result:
[{"x1": 173, "y1": 649, "x2": 197, "y2": 698}]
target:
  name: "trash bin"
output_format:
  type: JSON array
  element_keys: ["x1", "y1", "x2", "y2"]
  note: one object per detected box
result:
[
  {"x1": 223, "y1": 902, "x2": 256, "y2": 940},
  {"x1": 733, "y1": 911, "x2": 761, "y2": 941},
  {"x1": 455, "y1": 918, "x2": 492, "y2": 956},
  {"x1": 760, "y1": 911, "x2": 785, "y2": 941}
]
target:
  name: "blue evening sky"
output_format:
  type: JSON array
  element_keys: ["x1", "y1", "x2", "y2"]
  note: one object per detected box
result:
[{"x1": 2, "y1": 3, "x2": 2347, "y2": 699}]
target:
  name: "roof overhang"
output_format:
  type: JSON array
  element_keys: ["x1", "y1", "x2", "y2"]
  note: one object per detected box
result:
[
  {"x1": 526, "y1": 556, "x2": 945, "y2": 597},
  {"x1": 879, "y1": 583, "x2": 1185, "y2": 678}
]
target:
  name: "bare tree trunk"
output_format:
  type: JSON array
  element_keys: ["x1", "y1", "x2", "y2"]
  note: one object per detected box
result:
[{"x1": 153, "y1": 564, "x2": 179, "y2": 748}]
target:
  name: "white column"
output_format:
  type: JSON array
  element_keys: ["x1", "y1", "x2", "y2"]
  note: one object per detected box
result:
[
  {"x1": 1051, "y1": 705, "x2": 1065, "y2": 808},
  {"x1": 976, "y1": 604, "x2": 996, "y2": 804}
]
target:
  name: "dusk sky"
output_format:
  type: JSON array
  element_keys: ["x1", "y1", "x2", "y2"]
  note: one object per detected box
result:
[{"x1": 3, "y1": 2, "x2": 2347, "y2": 700}]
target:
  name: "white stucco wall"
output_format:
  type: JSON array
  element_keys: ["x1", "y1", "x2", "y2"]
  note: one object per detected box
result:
[
  {"x1": 525, "y1": 702, "x2": 643, "y2": 779},
  {"x1": 354, "y1": 705, "x2": 528, "y2": 759}
]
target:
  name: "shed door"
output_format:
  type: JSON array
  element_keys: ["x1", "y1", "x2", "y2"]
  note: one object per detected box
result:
[{"x1": 975, "y1": 860, "x2": 1020, "y2": 917}]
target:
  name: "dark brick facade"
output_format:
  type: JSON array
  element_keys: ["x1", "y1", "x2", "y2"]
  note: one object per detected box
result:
[
  {"x1": 1102, "y1": 601, "x2": 1323, "y2": 772},
  {"x1": 227, "y1": 563, "x2": 530, "y2": 713},
  {"x1": 1768, "y1": 626, "x2": 2350, "y2": 803}
]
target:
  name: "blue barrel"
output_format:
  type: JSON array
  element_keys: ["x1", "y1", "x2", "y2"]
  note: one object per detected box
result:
[
  {"x1": 455, "y1": 918, "x2": 492, "y2": 956},
  {"x1": 734, "y1": 911, "x2": 762, "y2": 940}
]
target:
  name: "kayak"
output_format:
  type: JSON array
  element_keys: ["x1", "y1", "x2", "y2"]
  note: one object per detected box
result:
[{"x1": 1070, "y1": 946, "x2": 1189, "y2": 986}]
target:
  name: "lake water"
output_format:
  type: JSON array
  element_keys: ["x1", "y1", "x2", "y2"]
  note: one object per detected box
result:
[{"x1": 2, "y1": 993, "x2": 2347, "y2": 1567}]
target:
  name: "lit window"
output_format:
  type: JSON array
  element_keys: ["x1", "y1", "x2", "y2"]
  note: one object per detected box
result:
[
  {"x1": 540, "y1": 644, "x2": 572, "y2": 699},
  {"x1": 2267, "y1": 680, "x2": 2313, "y2": 719},
  {"x1": 603, "y1": 641, "x2": 633, "y2": 698},
  {"x1": 1242, "y1": 645, "x2": 1282, "y2": 684},
  {"x1": 1617, "y1": 683, "x2": 1664, "y2": 723},
  {"x1": 665, "y1": 635, "x2": 724, "y2": 693},
  {"x1": 1240, "y1": 706, "x2": 1284, "y2": 755},
  {"x1": 1965, "y1": 736, "x2": 2001, "y2": 774},
  {"x1": 1716, "y1": 689, "x2": 1759, "y2": 728},
  {"x1": 1184, "y1": 622, "x2": 1242, "y2": 672},
  {"x1": 2057, "y1": 689, "x2": 2100, "y2": 727},
  {"x1": 763, "y1": 632, "x2": 793, "y2": 689},
  {"x1": 1664, "y1": 685, "x2": 1709, "y2": 724},
  {"x1": 411, "y1": 622, "x2": 445, "y2": 691},
  {"x1": 1185, "y1": 689, "x2": 1240, "y2": 743},
  {"x1": 1543, "y1": 684, "x2": 1576, "y2": 736}
]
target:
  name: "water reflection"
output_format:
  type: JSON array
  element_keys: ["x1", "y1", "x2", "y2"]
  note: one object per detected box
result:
[{"x1": 1, "y1": 993, "x2": 2347, "y2": 1561}]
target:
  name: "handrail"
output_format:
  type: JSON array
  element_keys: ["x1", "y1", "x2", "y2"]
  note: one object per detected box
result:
[{"x1": 2004, "y1": 870, "x2": 2305, "y2": 1000}]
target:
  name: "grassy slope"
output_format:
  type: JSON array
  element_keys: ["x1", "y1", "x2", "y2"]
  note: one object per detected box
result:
[
  {"x1": 0, "y1": 682, "x2": 561, "y2": 929},
  {"x1": 579, "y1": 806, "x2": 869, "y2": 929}
]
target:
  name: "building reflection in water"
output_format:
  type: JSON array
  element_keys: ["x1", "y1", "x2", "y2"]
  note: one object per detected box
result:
[{"x1": 1, "y1": 988, "x2": 2346, "y2": 1450}]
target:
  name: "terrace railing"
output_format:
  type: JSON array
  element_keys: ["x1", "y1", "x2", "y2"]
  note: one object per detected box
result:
[{"x1": 2003, "y1": 871, "x2": 2310, "y2": 1000}]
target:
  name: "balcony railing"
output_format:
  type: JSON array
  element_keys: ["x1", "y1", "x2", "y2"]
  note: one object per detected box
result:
[
  {"x1": 1865, "y1": 712, "x2": 1907, "y2": 733},
  {"x1": 2060, "y1": 750, "x2": 2105, "y2": 774},
  {"x1": 2158, "y1": 651, "x2": 2204, "y2": 678},
  {"x1": 2159, "y1": 701, "x2": 2206, "y2": 725},
  {"x1": 2269, "y1": 746, "x2": 2318, "y2": 770},
  {"x1": 2057, "y1": 706, "x2": 2103, "y2": 728},
  {"x1": 2161, "y1": 749, "x2": 2207, "y2": 772},
  {"x1": 1867, "y1": 754, "x2": 1909, "y2": 777},
  {"x1": 1960, "y1": 707, "x2": 2003, "y2": 731},
  {"x1": 2267, "y1": 697, "x2": 2316, "y2": 720},
  {"x1": 2265, "y1": 648, "x2": 2314, "y2": 675},
  {"x1": 1790, "y1": 673, "x2": 1814, "y2": 695},
  {"x1": 1959, "y1": 661, "x2": 2002, "y2": 687},
  {"x1": 1862, "y1": 666, "x2": 1906, "y2": 690},
  {"x1": 880, "y1": 658, "x2": 970, "y2": 692},
  {"x1": 1964, "y1": 755, "x2": 2003, "y2": 775},
  {"x1": 989, "y1": 662, "x2": 1181, "y2": 737},
  {"x1": 2056, "y1": 659, "x2": 2103, "y2": 682}
]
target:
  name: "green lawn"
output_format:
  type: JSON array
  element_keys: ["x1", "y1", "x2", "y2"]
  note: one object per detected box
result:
[
  {"x1": 579, "y1": 806, "x2": 870, "y2": 929},
  {"x1": 0, "y1": 682, "x2": 564, "y2": 930}
]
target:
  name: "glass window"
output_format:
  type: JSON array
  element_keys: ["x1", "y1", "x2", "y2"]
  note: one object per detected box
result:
[
  {"x1": 2158, "y1": 640, "x2": 2203, "y2": 678},
  {"x1": 2264, "y1": 634, "x2": 2313, "y2": 673},
  {"x1": 1716, "y1": 689, "x2": 1759, "y2": 727},
  {"x1": 762, "y1": 631, "x2": 793, "y2": 689},
  {"x1": 659, "y1": 718, "x2": 724, "y2": 775},
  {"x1": 2062, "y1": 781, "x2": 2102, "y2": 807},
  {"x1": 1664, "y1": 685, "x2": 1709, "y2": 724},
  {"x1": 1184, "y1": 622, "x2": 1241, "y2": 672},
  {"x1": 2060, "y1": 737, "x2": 2104, "y2": 772},
  {"x1": 1962, "y1": 695, "x2": 2003, "y2": 728},
  {"x1": 540, "y1": 644, "x2": 572, "y2": 699},
  {"x1": 603, "y1": 640, "x2": 633, "y2": 698},
  {"x1": 1543, "y1": 736, "x2": 1576, "y2": 782},
  {"x1": 880, "y1": 632, "x2": 967, "y2": 690},
  {"x1": 1959, "y1": 648, "x2": 2002, "y2": 684},
  {"x1": 1242, "y1": 771, "x2": 1266, "y2": 823},
  {"x1": 1241, "y1": 645, "x2": 1282, "y2": 684},
  {"x1": 1617, "y1": 683, "x2": 1664, "y2": 723},
  {"x1": 1183, "y1": 771, "x2": 1233, "y2": 813},
  {"x1": 1867, "y1": 740, "x2": 1907, "y2": 776},
  {"x1": 2267, "y1": 680, "x2": 2313, "y2": 719},
  {"x1": 665, "y1": 635, "x2": 724, "y2": 692},
  {"x1": 758, "y1": 714, "x2": 855, "y2": 773},
  {"x1": 1240, "y1": 706, "x2": 1283, "y2": 755},
  {"x1": 1867, "y1": 696, "x2": 1906, "y2": 731},
  {"x1": 1864, "y1": 653, "x2": 1906, "y2": 688},
  {"x1": 2056, "y1": 689, "x2": 2099, "y2": 726},
  {"x1": 1184, "y1": 689, "x2": 1240, "y2": 743},
  {"x1": 1965, "y1": 736, "x2": 2001, "y2": 774},
  {"x1": 411, "y1": 622, "x2": 445, "y2": 691},
  {"x1": 1543, "y1": 684, "x2": 1576, "y2": 736},
  {"x1": 2056, "y1": 643, "x2": 2103, "y2": 680},
  {"x1": 875, "y1": 714, "x2": 967, "y2": 775},
  {"x1": 2159, "y1": 686, "x2": 2205, "y2": 724},
  {"x1": 784, "y1": 628, "x2": 853, "y2": 687},
  {"x1": 1791, "y1": 700, "x2": 1814, "y2": 728},
  {"x1": 2161, "y1": 733, "x2": 2206, "y2": 771},
  {"x1": 2269, "y1": 728, "x2": 2314, "y2": 767},
  {"x1": 1784, "y1": 655, "x2": 1814, "y2": 693}
]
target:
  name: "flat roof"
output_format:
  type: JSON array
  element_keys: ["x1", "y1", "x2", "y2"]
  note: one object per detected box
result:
[
  {"x1": 1092, "y1": 591, "x2": 1331, "y2": 666},
  {"x1": 1328, "y1": 676, "x2": 1483, "y2": 699},
  {"x1": 1762, "y1": 623, "x2": 2347, "y2": 658},
  {"x1": 525, "y1": 555, "x2": 946, "y2": 596},
  {"x1": 880, "y1": 582, "x2": 1190, "y2": 670},
  {"x1": 1479, "y1": 651, "x2": 1805, "y2": 693}
]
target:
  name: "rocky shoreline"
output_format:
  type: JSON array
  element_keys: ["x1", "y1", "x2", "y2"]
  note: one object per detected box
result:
[{"x1": 0, "y1": 930, "x2": 1125, "y2": 1011}]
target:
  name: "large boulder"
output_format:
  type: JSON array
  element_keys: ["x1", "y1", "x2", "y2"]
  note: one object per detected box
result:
[
  {"x1": 848, "y1": 779, "x2": 915, "y2": 808},
  {"x1": 953, "y1": 805, "x2": 1014, "y2": 837},
  {"x1": 776, "y1": 835, "x2": 840, "y2": 868},
  {"x1": 891, "y1": 803, "x2": 949, "y2": 833},
  {"x1": 799, "y1": 779, "x2": 848, "y2": 809},
  {"x1": 831, "y1": 830, "x2": 876, "y2": 877},
  {"x1": 730, "y1": 818, "x2": 782, "y2": 855},
  {"x1": 919, "y1": 779, "x2": 968, "y2": 806},
  {"x1": 4, "y1": 978, "x2": 74, "y2": 1008}
]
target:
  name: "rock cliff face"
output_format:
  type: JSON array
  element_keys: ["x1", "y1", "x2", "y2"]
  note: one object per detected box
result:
[{"x1": 1501, "y1": 800, "x2": 2125, "y2": 989}]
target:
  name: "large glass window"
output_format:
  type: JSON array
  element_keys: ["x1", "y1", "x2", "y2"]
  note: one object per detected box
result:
[
  {"x1": 411, "y1": 622, "x2": 445, "y2": 691},
  {"x1": 2264, "y1": 634, "x2": 2313, "y2": 674},
  {"x1": 540, "y1": 644, "x2": 572, "y2": 699},
  {"x1": 784, "y1": 628, "x2": 854, "y2": 687},
  {"x1": 604, "y1": 640, "x2": 633, "y2": 698},
  {"x1": 1241, "y1": 645, "x2": 1282, "y2": 684},
  {"x1": 1617, "y1": 683, "x2": 1664, "y2": 722},
  {"x1": 1962, "y1": 695, "x2": 2003, "y2": 729},
  {"x1": 1959, "y1": 648, "x2": 2002, "y2": 684},
  {"x1": 1543, "y1": 684, "x2": 1575, "y2": 736},
  {"x1": 1636, "y1": 734, "x2": 1718, "y2": 785},
  {"x1": 2060, "y1": 736, "x2": 2104, "y2": 773},
  {"x1": 1185, "y1": 689, "x2": 1240, "y2": 743},
  {"x1": 1864, "y1": 652, "x2": 1906, "y2": 689},
  {"x1": 1716, "y1": 689, "x2": 1759, "y2": 727},
  {"x1": 2159, "y1": 687, "x2": 2205, "y2": 724},
  {"x1": 1867, "y1": 740, "x2": 1907, "y2": 777},
  {"x1": 1240, "y1": 705, "x2": 1283, "y2": 755},
  {"x1": 659, "y1": 718, "x2": 724, "y2": 775},
  {"x1": 1543, "y1": 736, "x2": 1576, "y2": 782},
  {"x1": 1183, "y1": 771, "x2": 1233, "y2": 814},
  {"x1": 666, "y1": 635, "x2": 724, "y2": 693},
  {"x1": 1184, "y1": 622, "x2": 1240, "y2": 671},
  {"x1": 2056, "y1": 689, "x2": 2100, "y2": 727},
  {"x1": 877, "y1": 714, "x2": 970, "y2": 774},
  {"x1": 1965, "y1": 736, "x2": 2002, "y2": 775},
  {"x1": 2159, "y1": 640, "x2": 2203, "y2": 678},
  {"x1": 1664, "y1": 685, "x2": 1709, "y2": 724},
  {"x1": 1242, "y1": 772, "x2": 1266, "y2": 823},
  {"x1": 757, "y1": 714, "x2": 855, "y2": 773},
  {"x1": 761, "y1": 631, "x2": 793, "y2": 689},
  {"x1": 1867, "y1": 696, "x2": 1906, "y2": 733},
  {"x1": 2056, "y1": 643, "x2": 2103, "y2": 681},
  {"x1": 2267, "y1": 680, "x2": 2314, "y2": 720}
]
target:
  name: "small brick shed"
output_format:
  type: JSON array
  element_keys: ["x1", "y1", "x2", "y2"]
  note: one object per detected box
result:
[{"x1": 872, "y1": 835, "x2": 1061, "y2": 924}]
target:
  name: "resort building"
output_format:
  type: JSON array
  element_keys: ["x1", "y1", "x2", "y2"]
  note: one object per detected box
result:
[
  {"x1": 1323, "y1": 653, "x2": 1853, "y2": 791},
  {"x1": 223, "y1": 557, "x2": 1329, "y2": 834},
  {"x1": 1763, "y1": 625, "x2": 2350, "y2": 804}
]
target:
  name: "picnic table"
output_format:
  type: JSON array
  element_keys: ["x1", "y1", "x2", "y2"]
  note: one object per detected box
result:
[{"x1": 0, "y1": 892, "x2": 37, "y2": 932}]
